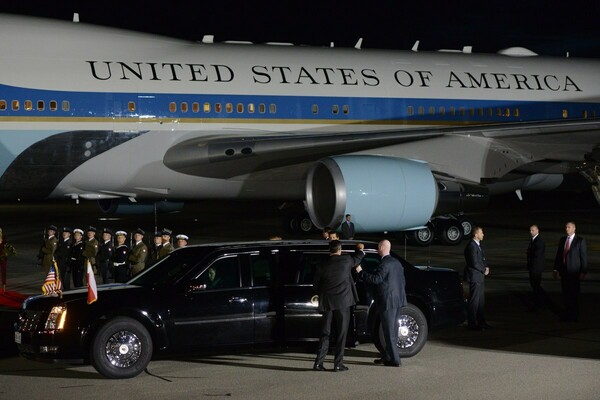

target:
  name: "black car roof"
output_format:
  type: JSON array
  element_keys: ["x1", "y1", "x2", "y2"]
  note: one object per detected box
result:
[{"x1": 174, "y1": 240, "x2": 380, "y2": 254}]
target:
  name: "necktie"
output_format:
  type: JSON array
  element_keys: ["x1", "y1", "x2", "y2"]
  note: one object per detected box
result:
[{"x1": 563, "y1": 236, "x2": 571, "y2": 264}]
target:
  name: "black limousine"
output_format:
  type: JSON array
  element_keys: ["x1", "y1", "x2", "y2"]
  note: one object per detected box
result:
[{"x1": 15, "y1": 240, "x2": 465, "y2": 378}]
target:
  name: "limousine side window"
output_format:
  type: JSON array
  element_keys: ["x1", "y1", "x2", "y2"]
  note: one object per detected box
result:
[
  {"x1": 298, "y1": 252, "x2": 329, "y2": 284},
  {"x1": 250, "y1": 254, "x2": 272, "y2": 286},
  {"x1": 196, "y1": 256, "x2": 241, "y2": 290}
]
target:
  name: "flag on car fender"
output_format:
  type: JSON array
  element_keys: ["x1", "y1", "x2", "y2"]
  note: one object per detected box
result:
[
  {"x1": 42, "y1": 259, "x2": 62, "y2": 297},
  {"x1": 86, "y1": 260, "x2": 97, "y2": 304}
]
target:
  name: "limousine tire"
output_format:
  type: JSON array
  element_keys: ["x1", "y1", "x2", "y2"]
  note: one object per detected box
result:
[
  {"x1": 374, "y1": 303, "x2": 428, "y2": 358},
  {"x1": 91, "y1": 317, "x2": 153, "y2": 379}
]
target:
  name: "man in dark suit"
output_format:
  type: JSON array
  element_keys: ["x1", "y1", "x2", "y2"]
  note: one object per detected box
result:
[
  {"x1": 527, "y1": 224, "x2": 546, "y2": 310},
  {"x1": 341, "y1": 214, "x2": 355, "y2": 240},
  {"x1": 554, "y1": 221, "x2": 587, "y2": 322},
  {"x1": 464, "y1": 226, "x2": 490, "y2": 330},
  {"x1": 313, "y1": 240, "x2": 365, "y2": 372},
  {"x1": 355, "y1": 240, "x2": 406, "y2": 367}
]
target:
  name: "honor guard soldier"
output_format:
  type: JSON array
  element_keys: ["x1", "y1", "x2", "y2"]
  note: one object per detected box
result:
[
  {"x1": 97, "y1": 228, "x2": 115, "y2": 284},
  {"x1": 112, "y1": 231, "x2": 130, "y2": 283},
  {"x1": 69, "y1": 229, "x2": 85, "y2": 287},
  {"x1": 38, "y1": 225, "x2": 59, "y2": 274},
  {"x1": 82, "y1": 226, "x2": 99, "y2": 273},
  {"x1": 128, "y1": 228, "x2": 148, "y2": 276},
  {"x1": 158, "y1": 228, "x2": 174, "y2": 259},
  {"x1": 55, "y1": 227, "x2": 72, "y2": 291},
  {"x1": 176, "y1": 234, "x2": 189, "y2": 248},
  {"x1": 148, "y1": 231, "x2": 162, "y2": 267}
]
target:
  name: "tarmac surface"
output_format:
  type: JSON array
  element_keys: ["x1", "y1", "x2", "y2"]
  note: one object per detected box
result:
[{"x1": 1, "y1": 195, "x2": 600, "y2": 399}]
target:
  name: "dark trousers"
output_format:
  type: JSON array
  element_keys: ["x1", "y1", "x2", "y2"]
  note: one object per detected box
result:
[
  {"x1": 561, "y1": 275, "x2": 581, "y2": 321},
  {"x1": 72, "y1": 264, "x2": 84, "y2": 288},
  {"x1": 380, "y1": 307, "x2": 401, "y2": 365},
  {"x1": 57, "y1": 261, "x2": 70, "y2": 291},
  {"x1": 314, "y1": 307, "x2": 350, "y2": 368},
  {"x1": 468, "y1": 281, "x2": 486, "y2": 327},
  {"x1": 99, "y1": 261, "x2": 111, "y2": 284},
  {"x1": 529, "y1": 271, "x2": 546, "y2": 308}
]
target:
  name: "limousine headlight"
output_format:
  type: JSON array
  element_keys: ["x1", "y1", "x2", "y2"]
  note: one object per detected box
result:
[{"x1": 45, "y1": 305, "x2": 67, "y2": 331}]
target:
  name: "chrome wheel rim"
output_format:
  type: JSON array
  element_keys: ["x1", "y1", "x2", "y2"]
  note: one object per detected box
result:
[
  {"x1": 447, "y1": 226, "x2": 461, "y2": 241},
  {"x1": 417, "y1": 228, "x2": 432, "y2": 242},
  {"x1": 397, "y1": 315, "x2": 419, "y2": 349},
  {"x1": 104, "y1": 330, "x2": 142, "y2": 368}
]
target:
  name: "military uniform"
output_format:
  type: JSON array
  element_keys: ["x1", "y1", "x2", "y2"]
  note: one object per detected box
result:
[
  {"x1": 148, "y1": 231, "x2": 162, "y2": 267},
  {"x1": 39, "y1": 225, "x2": 58, "y2": 274},
  {"x1": 69, "y1": 229, "x2": 85, "y2": 287},
  {"x1": 82, "y1": 226, "x2": 99, "y2": 273},
  {"x1": 55, "y1": 227, "x2": 72, "y2": 291},
  {"x1": 158, "y1": 228, "x2": 174, "y2": 259},
  {"x1": 97, "y1": 229, "x2": 115, "y2": 284},
  {"x1": 112, "y1": 238, "x2": 130, "y2": 283},
  {"x1": 129, "y1": 228, "x2": 148, "y2": 276}
]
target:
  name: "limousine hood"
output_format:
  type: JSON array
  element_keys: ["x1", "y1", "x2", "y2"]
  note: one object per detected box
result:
[{"x1": 22, "y1": 284, "x2": 145, "y2": 310}]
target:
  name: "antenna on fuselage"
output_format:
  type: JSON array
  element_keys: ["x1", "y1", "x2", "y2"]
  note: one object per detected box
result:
[
  {"x1": 411, "y1": 40, "x2": 420, "y2": 52},
  {"x1": 202, "y1": 35, "x2": 214, "y2": 44},
  {"x1": 72, "y1": 13, "x2": 80, "y2": 23},
  {"x1": 354, "y1": 38, "x2": 363, "y2": 49}
]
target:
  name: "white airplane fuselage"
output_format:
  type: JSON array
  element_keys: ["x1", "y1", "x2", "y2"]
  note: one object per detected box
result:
[{"x1": 1, "y1": 15, "x2": 600, "y2": 230}]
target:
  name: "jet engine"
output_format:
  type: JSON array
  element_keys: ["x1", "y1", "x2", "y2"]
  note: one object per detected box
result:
[
  {"x1": 97, "y1": 199, "x2": 185, "y2": 215},
  {"x1": 306, "y1": 156, "x2": 438, "y2": 232}
]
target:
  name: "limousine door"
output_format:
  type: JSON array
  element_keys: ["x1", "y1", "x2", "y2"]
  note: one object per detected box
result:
[{"x1": 170, "y1": 255, "x2": 254, "y2": 349}]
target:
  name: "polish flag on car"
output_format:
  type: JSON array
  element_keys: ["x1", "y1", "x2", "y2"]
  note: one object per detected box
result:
[{"x1": 86, "y1": 261, "x2": 98, "y2": 304}]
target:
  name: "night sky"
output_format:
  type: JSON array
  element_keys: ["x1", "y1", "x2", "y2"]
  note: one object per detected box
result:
[{"x1": 2, "y1": 1, "x2": 600, "y2": 58}]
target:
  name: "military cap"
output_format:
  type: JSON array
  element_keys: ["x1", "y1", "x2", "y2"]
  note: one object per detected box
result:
[
  {"x1": 62, "y1": 227, "x2": 72, "y2": 233},
  {"x1": 161, "y1": 228, "x2": 172, "y2": 236},
  {"x1": 134, "y1": 228, "x2": 145, "y2": 236},
  {"x1": 115, "y1": 230, "x2": 127, "y2": 237},
  {"x1": 154, "y1": 231, "x2": 162, "y2": 237},
  {"x1": 176, "y1": 234, "x2": 189, "y2": 241},
  {"x1": 87, "y1": 226, "x2": 97, "y2": 232},
  {"x1": 47, "y1": 225, "x2": 58, "y2": 232},
  {"x1": 73, "y1": 228, "x2": 84, "y2": 235},
  {"x1": 102, "y1": 228, "x2": 113, "y2": 235}
]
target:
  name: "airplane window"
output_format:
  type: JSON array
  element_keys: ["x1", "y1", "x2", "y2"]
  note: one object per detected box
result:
[
  {"x1": 181, "y1": 102, "x2": 188, "y2": 113},
  {"x1": 459, "y1": 107, "x2": 465, "y2": 116},
  {"x1": 226, "y1": 103, "x2": 233, "y2": 113},
  {"x1": 169, "y1": 102, "x2": 176, "y2": 113},
  {"x1": 562, "y1": 109, "x2": 568, "y2": 118},
  {"x1": 37, "y1": 100, "x2": 44, "y2": 111},
  {"x1": 407, "y1": 106, "x2": 414, "y2": 116},
  {"x1": 449, "y1": 107, "x2": 456, "y2": 116},
  {"x1": 237, "y1": 103, "x2": 244, "y2": 113},
  {"x1": 469, "y1": 108, "x2": 474, "y2": 117},
  {"x1": 215, "y1": 103, "x2": 222, "y2": 113},
  {"x1": 429, "y1": 106, "x2": 435, "y2": 115},
  {"x1": 248, "y1": 103, "x2": 255, "y2": 113},
  {"x1": 62, "y1": 101, "x2": 70, "y2": 112},
  {"x1": 583, "y1": 110, "x2": 588, "y2": 119},
  {"x1": 312, "y1": 104, "x2": 319, "y2": 114},
  {"x1": 496, "y1": 108, "x2": 502, "y2": 117},
  {"x1": 11, "y1": 100, "x2": 19, "y2": 111},
  {"x1": 332, "y1": 105, "x2": 339, "y2": 114},
  {"x1": 269, "y1": 104, "x2": 276, "y2": 114},
  {"x1": 259, "y1": 103, "x2": 266, "y2": 113},
  {"x1": 24, "y1": 100, "x2": 33, "y2": 111},
  {"x1": 505, "y1": 108, "x2": 510, "y2": 117},
  {"x1": 439, "y1": 106, "x2": 445, "y2": 116},
  {"x1": 418, "y1": 106, "x2": 424, "y2": 115},
  {"x1": 488, "y1": 108, "x2": 493, "y2": 117},
  {"x1": 128, "y1": 101, "x2": 136, "y2": 112},
  {"x1": 343, "y1": 105, "x2": 349, "y2": 115},
  {"x1": 50, "y1": 100, "x2": 57, "y2": 111},
  {"x1": 192, "y1": 102, "x2": 200, "y2": 113},
  {"x1": 203, "y1": 102, "x2": 210, "y2": 113},
  {"x1": 478, "y1": 108, "x2": 484, "y2": 117},
  {"x1": 514, "y1": 108, "x2": 520, "y2": 117},
  {"x1": 0, "y1": 100, "x2": 5, "y2": 111},
  {"x1": 593, "y1": 111, "x2": 597, "y2": 118}
]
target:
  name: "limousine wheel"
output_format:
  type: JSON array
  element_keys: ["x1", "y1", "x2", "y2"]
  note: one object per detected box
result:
[
  {"x1": 375, "y1": 303, "x2": 428, "y2": 358},
  {"x1": 91, "y1": 317, "x2": 153, "y2": 379}
]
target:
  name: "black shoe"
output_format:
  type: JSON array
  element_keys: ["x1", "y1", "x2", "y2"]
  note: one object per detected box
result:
[
  {"x1": 467, "y1": 325, "x2": 483, "y2": 331},
  {"x1": 333, "y1": 365, "x2": 349, "y2": 372},
  {"x1": 384, "y1": 361, "x2": 401, "y2": 367},
  {"x1": 313, "y1": 364, "x2": 327, "y2": 371},
  {"x1": 374, "y1": 358, "x2": 385, "y2": 365}
]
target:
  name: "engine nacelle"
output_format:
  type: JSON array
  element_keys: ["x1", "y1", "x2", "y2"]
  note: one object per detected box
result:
[
  {"x1": 306, "y1": 156, "x2": 437, "y2": 232},
  {"x1": 434, "y1": 180, "x2": 489, "y2": 216},
  {"x1": 97, "y1": 199, "x2": 185, "y2": 215}
]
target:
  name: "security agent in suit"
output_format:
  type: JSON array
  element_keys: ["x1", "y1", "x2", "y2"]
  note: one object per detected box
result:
[
  {"x1": 553, "y1": 221, "x2": 587, "y2": 322},
  {"x1": 313, "y1": 240, "x2": 365, "y2": 372},
  {"x1": 341, "y1": 214, "x2": 355, "y2": 240},
  {"x1": 526, "y1": 224, "x2": 546, "y2": 309},
  {"x1": 464, "y1": 226, "x2": 490, "y2": 330},
  {"x1": 355, "y1": 240, "x2": 407, "y2": 367}
]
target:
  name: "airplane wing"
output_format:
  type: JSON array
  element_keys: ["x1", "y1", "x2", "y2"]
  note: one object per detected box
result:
[{"x1": 163, "y1": 119, "x2": 600, "y2": 181}]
